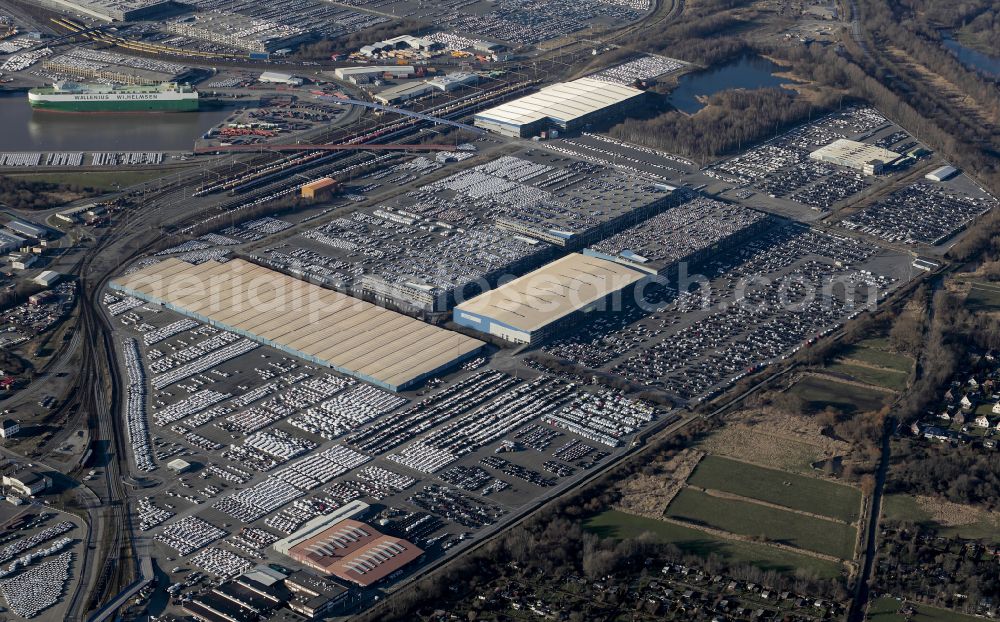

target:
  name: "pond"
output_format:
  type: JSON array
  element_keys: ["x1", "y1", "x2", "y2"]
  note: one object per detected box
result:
[
  {"x1": 941, "y1": 31, "x2": 1000, "y2": 78},
  {"x1": 667, "y1": 55, "x2": 787, "y2": 114},
  {"x1": 0, "y1": 93, "x2": 238, "y2": 152}
]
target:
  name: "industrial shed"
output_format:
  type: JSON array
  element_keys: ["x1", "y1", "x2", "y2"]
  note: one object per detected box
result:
[
  {"x1": 809, "y1": 139, "x2": 901, "y2": 175},
  {"x1": 278, "y1": 517, "x2": 423, "y2": 587},
  {"x1": 925, "y1": 165, "x2": 959, "y2": 182},
  {"x1": 333, "y1": 66, "x2": 415, "y2": 81},
  {"x1": 473, "y1": 77, "x2": 648, "y2": 138},
  {"x1": 453, "y1": 253, "x2": 646, "y2": 344},
  {"x1": 373, "y1": 82, "x2": 434, "y2": 105},
  {"x1": 259, "y1": 71, "x2": 303, "y2": 86},
  {"x1": 110, "y1": 259, "x2": 484, "y2": 391}
]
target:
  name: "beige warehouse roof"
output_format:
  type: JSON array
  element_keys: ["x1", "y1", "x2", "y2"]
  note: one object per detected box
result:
[
  {"x1": 113, "y1": 258, "x2": 483, "y2": 390},
  {"x1": 454, "y1": 253, "x2": 645, "y2": 333},
  {"x1": 809, "y1": 139, "x2": 901, "y2": 166},
  {"x1": 474, "y1": 77, "x2": 645, "y2": 127}
]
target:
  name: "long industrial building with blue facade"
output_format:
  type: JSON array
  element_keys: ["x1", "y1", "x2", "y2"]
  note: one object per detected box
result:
[{"x1": 110, "y1": 258, "x2": 483, "y2": 391}]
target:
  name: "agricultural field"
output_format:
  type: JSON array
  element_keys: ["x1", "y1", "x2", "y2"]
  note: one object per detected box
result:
[
  {"x1": 827, "y1": 362, "x2": 909, "y2": 391},
  {"x1": 584, "y1": 510, "x2": 844, "y2": 579},
  {"x1": 788, "y1": 374, "x2": 891, "y2": 413},
  {"x1": 882, "y1": 494, "x2": 1000, "y2": 543},
  {"x1": 686, "y1": 455, "x2": 861, "y2": 522},
  {"x1": 842, "y1": 341, "x2": 915, "y2": 373},
  {"x1": 827, "y1": 339, "x2": 914, "y2": 391},
  {"x1": 665, "y1": 488, "x2": 857, "y2": 560}
]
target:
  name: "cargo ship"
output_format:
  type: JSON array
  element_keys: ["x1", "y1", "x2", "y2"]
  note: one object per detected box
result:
[{"x1": 27, "y1": 82, "x2": 199, "y2": 113}]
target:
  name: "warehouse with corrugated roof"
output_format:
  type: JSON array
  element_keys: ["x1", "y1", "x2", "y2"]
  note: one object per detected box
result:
[
  {"x1": 453, "y1": 253, "x2": 647, "y2": 344},
  {"x1": 473, "y1": 77, "x2": 648, "y2": 138},
  {"x1": 110, "y1": 258, "x2": 484, "y2": 391}
]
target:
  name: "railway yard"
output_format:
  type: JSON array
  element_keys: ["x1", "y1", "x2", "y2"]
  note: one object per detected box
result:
[{"x1": 0, "y1": 0, "x2": 997, "y2": 620}]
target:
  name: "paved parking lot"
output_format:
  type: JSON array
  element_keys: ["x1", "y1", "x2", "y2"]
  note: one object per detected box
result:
[
  {"x1": 109, "y1": 297, "x2": 666, "y2": 599},
  {"x1": 545, "y1": 222, "x2": 914, "y2": 402}
]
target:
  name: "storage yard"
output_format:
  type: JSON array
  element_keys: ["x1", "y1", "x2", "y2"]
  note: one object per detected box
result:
[
  {"x1": 543, "y1": 222, "x2": 913, "y2": 401},
  {"x1": 253, "y1": 149, "x2": 678, "y2": 312},
  {"x1": 0, "y1": 152, "x2": 165, "y2": 167},
  {"x1": 163, "y1": 12, "x2": 313, "y2": 54},
  {"x1": 0, "y1": 0, "x2": 997, "y2": 614},
  {"x1": 105, "y1": 283, "x2": 670, "y2": 612},
  {"x1": 584, "y1": 197, "x2": 771, "y2": 274}
]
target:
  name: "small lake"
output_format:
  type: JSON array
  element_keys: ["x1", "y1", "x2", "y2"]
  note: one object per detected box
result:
[
  {"x1": 941, "y1": 31, "x2": 1000, "y2": 78},
  {"x1": 667, "y1": 55, "x2": 787, "y2": 114},
  {"x1": 0, "y1": 93, "x2": 238, "y2": 152}
]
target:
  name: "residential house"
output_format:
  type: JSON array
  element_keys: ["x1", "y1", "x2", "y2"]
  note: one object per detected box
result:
[
  {"x1": 923, "y1": 426, "x2": 950, "y2": 441},
  {"x1": 975, "y1": 415, "x2": 991, "y2": 428}
]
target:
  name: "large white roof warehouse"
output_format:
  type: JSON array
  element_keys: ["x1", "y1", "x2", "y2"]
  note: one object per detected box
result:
[
  {"x1": 111, "y1": 258, "x2": 484, "y2": 391},
  {"x1": 474, "y1": 78, "x2": 648, "y2": 138},
  {"x1": 453, "y1": 253, "x2": 647, "y2": 344}
]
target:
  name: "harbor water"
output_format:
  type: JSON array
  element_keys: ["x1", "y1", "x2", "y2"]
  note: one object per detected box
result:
[{"x1": 0, "y1": 93, "x2": 236, "y2": 152}]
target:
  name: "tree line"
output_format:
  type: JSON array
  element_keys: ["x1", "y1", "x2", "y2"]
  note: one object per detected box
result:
[
  {"x1": 609, "y1": 87, "x2": 837, "y2": 161},
  {"x1": 0, "y1": 176, "x2": 95, "y2": 211}
]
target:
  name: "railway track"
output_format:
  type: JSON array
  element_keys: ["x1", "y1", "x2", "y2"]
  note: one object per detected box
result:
[{"x1": 57, "y1": 177, "x2": 197, "y2": 619}]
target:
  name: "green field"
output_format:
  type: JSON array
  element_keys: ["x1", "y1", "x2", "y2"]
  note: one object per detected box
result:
[
  {"x1": 910, "y1": 606, "x2": 985, "y2": 622},
  {"x1": 584, "y1": 510, "x2": 843, "y2": 578},
  {"x1": 788, "y1": 375, "x2": 890, "y2": 413},
  {"x1": 882, "y1": 494, "x2": 1000, "y2": 543},
  {"x1": 869, "y1": 597, "x2": 985, "y2": 622},
  {"x1": 966, "y1": 281, "x2": 1000, "y2": 312},
  {"x1": 869, "y1": 597, "x2": 907, "y2": 622},
  {"x1": 827, "y1": 362, "x2": 909, "y2": 391},
  {"x1": 665, "y1": 488, "x2": 857, "y2": 559},
  {"x1": 840, "y1": 344, "x2": 914, "y2": 373},
  {"x1": 856, "y1": 337, "x2": 891, "y2": 350},
  {"x1": 7, "y1": 170, "x2": 175, "y2": 191},
  {"x1": 686, "y1": 456, "x2": 861, "y2": 523}
]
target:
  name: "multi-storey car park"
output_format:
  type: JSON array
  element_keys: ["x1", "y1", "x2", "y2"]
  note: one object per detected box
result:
[
  {"x1": 583, "y1": 197, "x2": 772, "y2": 275},
  {"x1": 164, "y1": 11, "x2": 314, "y2": 54},
  {"x1": 37, "y1": 0, "x2": 180, "y2": 22}
]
